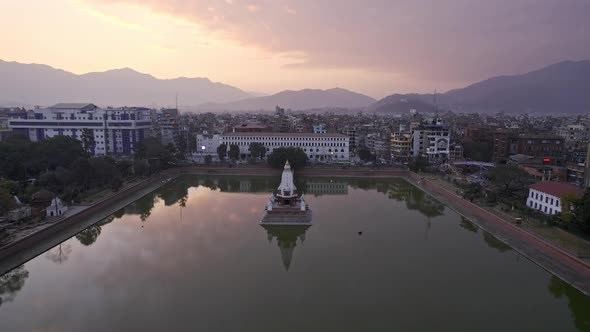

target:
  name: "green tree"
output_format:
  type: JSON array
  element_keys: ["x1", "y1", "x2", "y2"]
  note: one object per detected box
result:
[
  {"x1": 133, "y1": 159, "x2": 150, "y2": 176},
  {"x1": 249, "y1": 142, "x2": 266, "y2": 160},
  {"x1": 463, "y1": 141, "x2": 492, "y2": 162},
  {"x1": 75, "y1": 225, "x2": 102, "y2": 246},
  {"x1": 81, "y1": 128, "x2": 96, "y2": 155},
  {"x1": 228, "y1": 144, "x2": 240, "y2": 161},
  {"x1": 135, "y1": 138, "x2": 175, "y2": 169},
  {"x1": 204, "y1": 155, "x2": 213, "y2": 165},
  {"x1": 0, "y1": 188, "x2": 16, "y2": 214},
  {"x1": 110, "y1": 177, "x2": 124, "y2": 192},
  {"x1": 486, "y1": 165, "x2": 533, "y2": 203},
  {"x1": 408, "y1": 156, "x2": 429, "y2": 172},
  {"x1": 217, "y1": 144, "x2": 227, "y2": 161},
  {"x1": 358, "y1": 147, "x2": 373, "y2": 162},
  {"x1": 266, "y1": 147, "x2": 308, "y2": 170}
]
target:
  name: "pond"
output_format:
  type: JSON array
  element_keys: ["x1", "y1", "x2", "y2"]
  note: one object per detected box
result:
[{"x1": 0, "y1": 176, "x2": 589, "y2": 331}]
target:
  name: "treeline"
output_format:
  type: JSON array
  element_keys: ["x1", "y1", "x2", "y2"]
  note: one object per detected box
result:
[{"x1": 0, "y1": 136, "x2": 175, "y2": 207}]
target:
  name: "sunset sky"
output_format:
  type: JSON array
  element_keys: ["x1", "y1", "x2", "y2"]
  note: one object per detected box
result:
[{"x1": 1, "y1": 0, "x2": 589, "y2": 98}]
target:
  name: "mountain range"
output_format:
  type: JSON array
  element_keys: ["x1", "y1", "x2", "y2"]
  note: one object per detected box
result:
[
  {"x1": 0, "y1": 60, "x2": 250, "y2": 107},
  {"x1": 370, "y1": 60, "x2": 590, "y2": 114},
  {"x1": 197, "y1": 88, "x2": 377, "y2": 111},
  {"x1": 1, "y1": 59, "x2": 589, "y2": 113}
]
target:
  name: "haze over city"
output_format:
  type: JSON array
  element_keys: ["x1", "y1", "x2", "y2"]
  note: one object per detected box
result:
[
  {"x1": 2, "y1": 0, "x2": 589, "y2": 97},
  {"x1": 2, "y1": 1, "x2": 590, "y2": 332}
]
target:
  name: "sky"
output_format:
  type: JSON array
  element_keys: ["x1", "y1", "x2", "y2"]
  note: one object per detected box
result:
[{"x1": 0, "y1": 0, "x2": 589, "y2": 98}]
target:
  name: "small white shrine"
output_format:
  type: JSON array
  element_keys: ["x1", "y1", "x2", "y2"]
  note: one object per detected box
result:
[
  {"x1": 261, "y1": 161, "x2": 311, "y2": 225},
  {"x1": 46, "y1": 197, "x2": 68, "y2": 217}
]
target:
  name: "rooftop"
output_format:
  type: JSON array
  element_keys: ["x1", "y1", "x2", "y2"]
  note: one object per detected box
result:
[
  {"x1": 529, "y1": 182, "x2": 585, "y2": 198},
  {"x1": 223, "y1": 132, "x2": 348, "y2": 138},
  {"x1": 50, "y1": 103, "x2": 97, "y2": 110}
]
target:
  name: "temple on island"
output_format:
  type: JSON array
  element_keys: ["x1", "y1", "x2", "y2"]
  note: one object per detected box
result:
[{"x1": 260, "y1": 161, "x2": 312, "y2": 225}]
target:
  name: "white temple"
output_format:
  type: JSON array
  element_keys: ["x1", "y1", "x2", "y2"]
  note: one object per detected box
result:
[
  {"x1": 260, "y1": 161, "x2": 311, "y2": 225},
  {"x1": 46, "y1": 197, "x2": 68, "y2": 217}
]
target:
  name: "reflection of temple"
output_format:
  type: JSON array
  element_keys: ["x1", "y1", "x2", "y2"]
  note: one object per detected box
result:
[
  {"x1": 261, "y1": 224, "x2": 310, "y2": 271},
  {"x1": 261, "y1": 161, "x2": 312, "y2": 225}
]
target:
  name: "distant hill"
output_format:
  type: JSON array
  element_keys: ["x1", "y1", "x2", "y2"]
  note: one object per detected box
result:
[
  {"x1": 0, "y1": 60, "x2": 251, "y2": 108},
  {"x1": 198, "y1": 88, "x2": 377, "y2": 111},
  {"x1": 370, "y1": 60, "x2": 590, "y2": 114}
]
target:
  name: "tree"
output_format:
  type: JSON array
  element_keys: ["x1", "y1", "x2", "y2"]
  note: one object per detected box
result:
[
  {"x1": 135, "y1": 138, "x2": 175, "y2": 169},
  {"x1": 486, "y1": 165, "x2": 534, "y2": 203},
  {"x1": 249, "y1": 142, "x2": 266, "y2": 160},
  {"x1": 204, "y1": 155, "x2": 213, "y2": 165},
  {"x1": 0, "y1": 188, "x2": 15, "y2": 215},
  {"x1": 358, "y1": 147, "x2": 373, "y2": 162},
  {"x1": 577, "y1": 189, "x2": 590, "y2": 233},
  {"x1": 463, "y1": 141, "x2": 492, "y2": 162},
  {"x1": 228, "y1": 144, "x2": 240, "y2": 161},
  {"x1": 133, "y1": 159, "x2": 150, "y2": 176},
  {"x1": 81, "y1": 129, "x2": 96, "y2": 155},
  {"x1": 217, "y1": 144, "x2": 227, "y2": 161},
  {"x1": 76, "y1": 225, "x2": 102, "y2": 246},
  {"x1": 266, "y1": 147, "x2": 308, "y2": 169},
  {"x1": 110, "y1": 177, "x2": 124, "y2": 192},
  {"x1": 408, "y1": 156, "x2": 429, "y2": 172}
]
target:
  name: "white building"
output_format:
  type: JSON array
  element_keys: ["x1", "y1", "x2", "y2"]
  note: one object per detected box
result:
[
  {"x1": 221, "y1": 132, "x2": 349, "y2": 163},
  {"x1": 46, "y1": 197, "x2": 68, "y2": 217},
  {"x1": 411, "y1": 123, "x2": 451, "y2": 161},
  {"x1": 8, "y1": 103, "x2": 152, "y2": 155},
  {"x1": 195, "y1": 133, "x2": 221, "y2": 158},
  {"x1": 526, "y1": 182, "x2": 584, "y2": 215}
]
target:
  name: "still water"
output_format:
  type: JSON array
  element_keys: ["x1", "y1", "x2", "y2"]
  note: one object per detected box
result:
[{"x1": 0, "y1": 176, "x2": 589, "y2": 331}]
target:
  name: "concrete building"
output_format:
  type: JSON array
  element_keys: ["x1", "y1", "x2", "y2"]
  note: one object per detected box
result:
[
  {"x1": 411, "y1": 123, "x2": 451, "y2": 161},
  {"x1": 526, "y1": 182, "x2": 584, "y2": 215},
  {"x1": 221, "y1": 132, "x2": 349, "y2": 163},
  {"x1": 195, "y1": 133, "x2": 221, "y2": 159},
  {"x1": 390, "y1": 133, "x2": 412, "y2": 161},
  {"x1": 8, "y1": 103, "x2": 152, "y2": 155},
  {"x1": 158, "y1": 108, "x2": 179, "y2": 147}
]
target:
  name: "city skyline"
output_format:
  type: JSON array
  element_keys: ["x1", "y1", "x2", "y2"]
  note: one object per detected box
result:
[{"x1": 1, "y1": 0, "x2": 589, "y2": 98}]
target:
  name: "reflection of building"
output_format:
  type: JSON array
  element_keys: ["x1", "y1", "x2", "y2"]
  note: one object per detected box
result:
[
  {"x1": 261, "y1": 224, "x2": 310, "y2": 271},
  {"x1": 261, "y1": 161, "x2": 311, "y2": 224},
  {"x1": 305, "y1": 180, "x2": 348, "y2": 195}
]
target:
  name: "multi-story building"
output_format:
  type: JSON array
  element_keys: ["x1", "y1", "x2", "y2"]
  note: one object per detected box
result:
[
  {"x1": 8, "y1": 103, "x2": 151, "y2": 155},
  {"x1": 195, "y1": 133, "x2": 221, "y2": 158},
  {"x1": 511, "y1": 134, "x2": 564, "y2": 162},
  {"x1": 390, "y1": 133, "x2": 412, "y2": 161},
  {"x1": 557, "y1": 124, "x2": 589, "y2": 150},
  {"x1": 220, "y1": 132, "x2": 349, "y2": 163},
  {"x1": 411, "y1": 123, "x2": 451, "y2": 161},
  {"x1": 526, "y1": 182, "x2": 584, "y2": 215},
  {"x1": 492, "y1": 129, "x2": 514, "y2": 161},
  {"x1": 159, "y1": 108, "x2": 179, "y2": 147},
  {"x1": 341, "y1": 128, "x2": 357, "y2": 152},
  {"x1": 566, "y1": 162, "x2": 585, "y2": 186},
  {"x1": 365, "y1": 133, "x2": 388, "y2": 158}
]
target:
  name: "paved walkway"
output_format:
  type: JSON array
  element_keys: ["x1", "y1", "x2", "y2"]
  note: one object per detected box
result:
[{"x1": 408, "y1": 174, "x2": 590, "y2": 295}]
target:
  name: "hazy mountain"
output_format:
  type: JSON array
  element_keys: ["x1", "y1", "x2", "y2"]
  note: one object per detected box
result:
[
  {"x1": 369, "y1": 60, "x2": 590, "y2": 114},
  {"x1": 198, "y1": 88, "x2": 377, "y2": 111},
  {"x1": 0, "y1": 60, "x2": 251, "y2": 108}
]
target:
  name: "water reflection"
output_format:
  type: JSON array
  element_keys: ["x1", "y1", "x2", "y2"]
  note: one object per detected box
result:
[
  {"x1": 0, "y1": 265, "x2": 28, "y2": 307},
  {"x1": 261, "y1": 224, "x2": 311, "y2": 271},
  {"x1": 548, "y1": 276, "x2": 590, "y2": 332},
  {"x1": 45, "y1": 243, "x2": 72, "y2": 264}
]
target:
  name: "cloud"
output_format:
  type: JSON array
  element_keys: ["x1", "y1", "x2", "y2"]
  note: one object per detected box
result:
[{"x1": 83, "y1": 0, "x2": 590, "y2": 88}]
